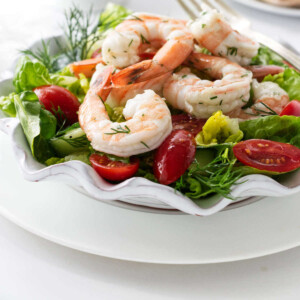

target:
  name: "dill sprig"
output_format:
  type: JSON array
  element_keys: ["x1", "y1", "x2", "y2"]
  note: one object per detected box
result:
[
  {"x1": 56, "y1": 5, "x2": 100, "y2": 63},
  {"x1": 105, "y1": 125, "x2": 131, "y2": 135},
  {"x1": 182, "y1": 148, "x2": 243, "y2": 199},
  {"x1": 253, "y1": 101, "x2": 278, "y2": 116},
  {"x1": 20, "y1": 40, "x2": 60, "y2": 73}
]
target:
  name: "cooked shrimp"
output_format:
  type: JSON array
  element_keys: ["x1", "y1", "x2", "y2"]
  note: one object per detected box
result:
[
  {"x1": 189, "y1": 10, "x2": 259, "y2": 66},
  {"x1": 246, "y1": 65, "x2": 284, "y2": 81},
  {"x1": 102, "y1": 13, "x2": 193, "y2": 83},
  {"x1": 163, "y1": 53, "x2": 252, "y2": 119},
  {"x1": 229, "y1": 79, "x2": 289, "y2": 119},
  {"x1": 79, "y1": 67, "x2": 172, "y2": 157},
  {"x1": 90, "y1": 63, "x2": 172, "y2": 107}
]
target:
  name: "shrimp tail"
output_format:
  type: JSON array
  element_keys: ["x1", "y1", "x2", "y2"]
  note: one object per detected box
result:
[{"x1": 111, "y1": 60, "x2": 170, "y2": 86}]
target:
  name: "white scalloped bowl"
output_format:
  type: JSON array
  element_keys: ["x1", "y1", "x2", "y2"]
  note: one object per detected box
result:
[{"x1": 1, "y1": 37, "x2": 300, "y2": 216}]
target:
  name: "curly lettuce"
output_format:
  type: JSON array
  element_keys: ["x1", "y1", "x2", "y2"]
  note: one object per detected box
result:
[
  {"x1": 240, "y1": 115, "x2": 300, "y2": 148},
  {"x1": 251, "y1": 46, "x2": 285, "y2": 67},
  {"x1": 13, "y1": 56, "x2": 52, "y2": 93},
  {"x1": 263, "y1": 68, "x2": 300, "y2": 100}
]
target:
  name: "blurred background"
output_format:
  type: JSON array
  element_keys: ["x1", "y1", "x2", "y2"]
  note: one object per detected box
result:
[{"x1": 0, "y1": 0, "x2": 299, "y2": 80}]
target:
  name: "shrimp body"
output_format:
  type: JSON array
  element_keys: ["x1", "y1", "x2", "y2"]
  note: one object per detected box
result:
[
  {"x1": 163, "y1": 53, "x2": 252, "y2": 118},
  {"x1": 189, "y1": 10, "x2": 259, "y2": 66},
  {"x1": 91, "y1": 63, "x2": 171, "y2": 107},
  {"x1": 79, "y1": 67, "x2": 172, "y2": 157},
  {"x1": 230, "y1": 79, "x2": 289, "y2": 119},
  {"x1": 251, "y1": 79, "x2": 289, "y2": 115},
  {"x1": 102, "y1": 13, "x2": 194, "y2": 71}
]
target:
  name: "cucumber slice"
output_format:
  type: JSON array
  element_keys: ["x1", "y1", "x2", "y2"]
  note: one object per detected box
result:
[{"x1": 50, "y1": 127, "x2": 90, "y2": 156}]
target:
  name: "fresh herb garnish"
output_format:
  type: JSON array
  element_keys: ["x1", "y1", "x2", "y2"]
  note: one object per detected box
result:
[
  {"x1": 20, "y1": 40, "x2": 60, "y2": 73},
  {"x1": 178, "y1": 147, "x2": 243, "y2": 199},
  {"x1": 227, "y1": 47, "x2": 238, "y2": 56},
  {"x1": 140, "y1": 34, "x2": 150, "y2": 44},
  {"x1": 253, "y1": 101, "x2": 278, "y2": 116},
  {"x1": 105, "y1": 124, "x2": 131, "y2": 135},
  {"x1": 140, "y1": 141, "x2": 150, "y2": 149}
]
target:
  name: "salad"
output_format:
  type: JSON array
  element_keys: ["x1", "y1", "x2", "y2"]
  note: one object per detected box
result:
[{"x1": 1, "y1": 3, "x2": 300, "y2": 203}]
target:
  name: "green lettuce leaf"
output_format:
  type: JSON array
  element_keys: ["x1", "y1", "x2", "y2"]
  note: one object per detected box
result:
[
  {"x1": 251, "y1": 46, "x2": 285, "y2": 66},
  {"x1": 263, "y1": 68, "x2": 300, "y2": 100},
  {"x1": 14, "y1": 91, "x2": 56, "y2": 162},
  {"x1": 240, "y1": 115, "x2": 300, "y2": 148},
  {"x1": 195, "y1": 111, "x2": 243, "y2": 146},
  {"x1": 45, "y1": 151, "x2": 91, "y2": 166},
  {"x1": 13, "y1": 56, "x2": 52, "y2": 93},
  {"x1": 0, "y1": 93, "x2": 17, "y2": 117},
  {"x1": 98, "y1": 3, "x2": 131, "y2": 33}
]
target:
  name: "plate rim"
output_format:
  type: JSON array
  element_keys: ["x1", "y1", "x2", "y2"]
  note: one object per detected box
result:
[{"x1": 232, "y1": 0, "x2": 300, "y2": 16}]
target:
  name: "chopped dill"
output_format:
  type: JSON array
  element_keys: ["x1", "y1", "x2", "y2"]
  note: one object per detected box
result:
[
  {"x1": 140, "y1": 141, "x2": 150, "y2": 149},
  {"x1": 227, "y1": 47, "x2": 238, "y2": 56},
  {"x1": 105, "y1": 125, "x2": 131, "y2": 135},
  {"x1": 140, "y1": 34, "x2": 150, "y2": 44}
]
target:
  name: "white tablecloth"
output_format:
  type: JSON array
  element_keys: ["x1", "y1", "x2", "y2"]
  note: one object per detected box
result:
[{"x1": 0, "y1": 1, "x2": 300, "y2": 299}]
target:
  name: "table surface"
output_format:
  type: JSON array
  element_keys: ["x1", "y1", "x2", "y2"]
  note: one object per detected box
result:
[{"x1": 1, "y1": 0, "x2": 300, "y2": 299}]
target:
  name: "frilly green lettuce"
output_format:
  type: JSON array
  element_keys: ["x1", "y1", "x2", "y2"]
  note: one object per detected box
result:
[
  {"x1": 239, "y1": 115, "x2": 300, "y2": 148},
  {"x1": 0, "y1": 93, "x2": 16, "y2": 117},
  {"x1": 263, "y1": 68, "x2": 300, "y2": 100},
  {"x1": 13, "y1": 56, "x2": 52, "y2": 93}
]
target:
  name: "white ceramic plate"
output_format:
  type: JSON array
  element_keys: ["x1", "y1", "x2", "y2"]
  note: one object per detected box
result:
[
  {"x1": 232, "y1": 0, "x2": 300, "y2": 16},
  {"x1": 1, "y1": 129, "x2": 300, "y2": 264}
]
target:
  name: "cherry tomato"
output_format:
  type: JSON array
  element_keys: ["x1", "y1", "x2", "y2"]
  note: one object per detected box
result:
[
  {"x1": 91, "y1": 48, "x2": 102, "y2": 58},
  {"x1": 34, "y1": 85, "x2": 81, "y2": 125},
  {"x1": 172, "y1": 114, "x2": 206, "y2": 136},
  {"x1": 233, "y1": 139, "x2": 300, "y2": 173},
  {"x1": 153, "y1": 130, "x2": 196, "y2": 185},
  {"x1": 89, "y1": 154, "x2": 139, "y2": 182},
  {"x1": 139, "y1": 52, "x2": 156, "y2": 60},
  {"x1": 280, "y1": 100, "x2": 300, "y2": 117}
]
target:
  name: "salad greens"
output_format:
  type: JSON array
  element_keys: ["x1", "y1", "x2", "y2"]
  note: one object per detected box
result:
[
  {"x1": 13, "y1": 56, "x2": 52, "y2": 93},
  {"x1": 240, "y1": 115, "x2": 300, "y2": 148},
  {"x1": 176, "y1": 147, "x2": 242, "y2": 199},
  {"x1": 0, "y1": 93, "x2": 17, "y2": 117},
  {"x1": 263, "y1": 68, "x2": 300, "y2": 101},
  {"x1": 195, "y1": 111, "x2": 243, "y2": 146},
  {"x1": 251, "y1": 46, "x2": 286, "y2": 67},
  {"x1": 1, "y1": 3, "x2": 300, "y2": 204},
  {"x1": 14, "y1": 92, "x2": 56, "y2": 162}
]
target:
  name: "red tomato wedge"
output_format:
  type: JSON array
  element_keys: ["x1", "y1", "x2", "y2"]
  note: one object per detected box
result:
[
  {"x1": 69, "y1": 57, "x2": 103, "y2": 78},
  {"x1": 172, "y1": 114, "x2": 206, "y2": 137},
  {"x1": 280, "y1": 100, "x2": 300, "y2": 117},
  {"x1": 153, "y1": 130, "x2": 196, "y2": 185},
  {"x1": 233, "y1": 139, "x2": 300, "y2": 173},
  {"x1": 89, "y1": 154, "x2": 139, "y2": 182},
  {"x1": 34, "y1": 85, "x2": 81, "y2": 125}
]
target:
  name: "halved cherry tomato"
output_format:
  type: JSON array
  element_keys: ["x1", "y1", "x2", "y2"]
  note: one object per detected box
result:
[
  {"x1": 34, "y1": 85, "x2": 81, "y2": 125},
  {"x1": 89, "y1": 154, "x2": 139, "y2": 182},
  {"x1": 139, "y1": 52, "x2": 156, "y2": 60},
  {"x1": 153, "y1": 130, "x2": 196, "y2": 185},
  {"x1": 233, "y1": 139, "x2": 300, "y2": 173},
  {"x1": 172, "y1": 114, "x2": 206, "y2": 136},
  {"x1": 69, "y1": 57, "x2": 103, "y2": 78},
  {"x1": 280, "y1": 100, "x2": 300, "y2": 117},
  {"x1": 91, "y1": 48, "x2": 102, "y2": 58}
]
